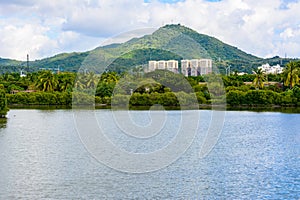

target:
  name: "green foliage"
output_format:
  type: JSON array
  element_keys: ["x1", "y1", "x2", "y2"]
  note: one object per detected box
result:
[
  {"x1": 195, "y1": 92, "x2": 207, "y2": 104},
  {"x1": 252, "y1": 68, "x2": 266, "y2": 89},
  {"x1": 57, "y1": 72, "x2": 75, "y2": 92},
  {"x1": 7, "y1": 92, "x2": 72, "y2": 105},
  {"x1": 222, "y1": 75, "x2": 244, "y2": 87},
  {"x1": 292, "y1": 86, "x2": 300, "y2": 100},
  {"x1": 0, "y1": 86, "x2": 9, "y2": 117},
  {"x1": 30, "y1": 52, "x2": 89, "y2": 72},
  {"x1": 226, "y1": 89, "x2": 296, "y2": 106},
  {"x1": 129, "y1": 93, "x2": 152, "y2": 106},
  {"x1": 282, "y1": 61, "x2": 300, "y2": 89},
  {"x1": 72, "y1": 92, "x2": 95, "y2": 105},
  {"x1": 0, "y1": 69, "x2": 299, "y2": 108},
  {"x1": 108, "y1": 49, "x2": 182, "y2": 73},
  {"x1": 36, "y1": 70, "x2": 59, "y2": 92},
  {"x1": 96, "y1": 83, "x2": 115, "y2": 97},
  {"x1": 226, "y1": 90, "x2": 246, "y2": 106},
  {"x1": 74, "y1": 72, "x2": 99, "y2": 93},
  {"x1": 144, "y1": 70, "x2": 193, "y2": 93},
  {"x1": 226, "y1": 85, "x2": 250, "y2": 92}
]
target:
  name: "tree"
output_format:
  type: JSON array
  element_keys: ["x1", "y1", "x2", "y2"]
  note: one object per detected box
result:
[
  {"x1": 100, "y1": 72, "x2": 119, "y2": 84},
  {"x1": 0, "y1": 85, "x2": 9, "y2": 117},
  {"x1": 252, "y1": 68, "x2": 266, "y2": 89},
  {"x1": 75, "y1": 72, "x2": 99, "y2": 90},
  {"x1": 57, "y1": 72, "x2": 75, "y2": 92},
  {"x1": 282, "y1": 61, "x2": 299, "y2": 89},
  {"x1": 36, "y1": 70, "x2": 59, "y2": 92},
  {"x1": 85, "y1": 72, "x2": 99, "y2": 89}
]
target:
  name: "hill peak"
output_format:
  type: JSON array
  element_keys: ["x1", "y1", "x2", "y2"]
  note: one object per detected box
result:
[
  {"x1": 0, "y1": 24, "x2": 290, "y2": 74},
  {"x1": 160, "y1": 23, "x2": 195, "y2": 33}
]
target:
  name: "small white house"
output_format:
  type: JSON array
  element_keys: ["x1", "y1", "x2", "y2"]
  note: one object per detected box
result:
[
  {"x1": 258, "y1": 63, "x2": 283, "y2": 74},
  {"x1": 20, "y1": 70, "x2": 26, "y2": 77}
]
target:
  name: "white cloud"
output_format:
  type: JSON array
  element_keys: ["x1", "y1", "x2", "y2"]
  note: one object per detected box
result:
[
  {"x1": 0, "y1": 23, "x2": 55, "y2": 60},
  {"x1": 0, "y1": 0, "x2": 300, "y2": 60}
]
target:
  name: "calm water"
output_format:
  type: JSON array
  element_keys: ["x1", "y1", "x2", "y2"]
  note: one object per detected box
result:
[{"x1": 0, "y1": 109, "x2": 299, "y2": 199}]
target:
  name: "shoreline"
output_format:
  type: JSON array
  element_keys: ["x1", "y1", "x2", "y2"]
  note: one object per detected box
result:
[{"x1": 7, "y1": 104, "x2": 300, "y2": 113}]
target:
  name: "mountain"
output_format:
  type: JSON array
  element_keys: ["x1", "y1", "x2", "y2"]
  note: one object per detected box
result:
[{"x1": 0, "y1": 24, "x2": 293, "y2": 74}]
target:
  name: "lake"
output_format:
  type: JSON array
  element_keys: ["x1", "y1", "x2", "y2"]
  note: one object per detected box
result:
[{"x1": 0, "y1": 109, "x2": 299, "y2": 199}]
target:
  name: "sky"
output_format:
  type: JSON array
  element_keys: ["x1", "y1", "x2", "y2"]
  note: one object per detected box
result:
[{"x1": 0, "y1": 0, "x2": 300, "y2": 61}]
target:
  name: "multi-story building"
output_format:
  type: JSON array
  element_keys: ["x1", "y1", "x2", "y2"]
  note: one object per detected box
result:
[
  {"x1": 166, "y1": 60, "x2": 179, "y2": 73},
  {"x1": 199, "y1": 59, "x2": 213, "y2": 75},
  {"x1": 148, "y1": 59, "x2": 212, "y2": 76},
  {"x1": 148, "y1": 60, "x2": 179, "y2": 73},
  {"x1": 181, "y1": 59, "x2": 213, "y2": 76},
  {"x1": 157, "y1": 60, "x2": 167, "y2": 69},
  {"x1": 181, "y1": 60, "x2": 190, "y2": 76},
  {"x1": 148, "y1": 61, "x2": 158, "y2": 71}
]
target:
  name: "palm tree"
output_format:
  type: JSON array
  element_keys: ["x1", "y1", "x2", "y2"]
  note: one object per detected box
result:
[
  {"x1": 101, "y1": 72, "x2": 119, "y2": 84},
  {"x1": 252, "y1": 68, "x2": 266, "y2": 89},
  {"x1": 57, "y1": 72, "x2": 75, "y2": 92},
  {"x1": 282, "y1": 61, "x2": 299, "y2": 89},
  {"x1": 74, "y1": 72, "x2": 99, "y2": 90},
  {"x1": 36, "y1": 70, "x2": 58, "y2": 92},
  {"x1": 85, "y1": 72, "x2": 99, "y2": 89},
  {"x1": 74, "y1": 73, "x2": 86, "y2": 90}
]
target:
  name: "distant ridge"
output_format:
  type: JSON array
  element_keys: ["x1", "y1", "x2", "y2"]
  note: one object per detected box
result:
[{"x1": 0, "y1": 24, "x2": 294, "y2": 73}]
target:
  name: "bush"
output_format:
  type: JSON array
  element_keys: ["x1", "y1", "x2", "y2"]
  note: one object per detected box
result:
[
  {"x1": 226, "y1": 90, "x2": 246, "y2": 106},
  {"x1": 111, "y1": 94, "x2": 130, "y2": 106},
  {"x1": 129, "y1": 93, "x2": 151, "y2": 106},
  {"x1": 195, "y1": 92, "x2": 207, "y2": 104},
  {"x1": 280, "y1": 90, "x2": 297, "y2": 106},
  {"x1": 0, "y1": 89, "x2": 9, "y2": 117},
  {"x1": 245, "y1": 90, "x2": 270, "y2": 105},
  {"x1": 7, "y1": 91, "x2": 77, "y2": 106}
]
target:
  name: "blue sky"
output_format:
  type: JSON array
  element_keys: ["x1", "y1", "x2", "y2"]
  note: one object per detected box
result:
[{"x1": 0, "y1": 0, "x2": 300, "y2": 60}]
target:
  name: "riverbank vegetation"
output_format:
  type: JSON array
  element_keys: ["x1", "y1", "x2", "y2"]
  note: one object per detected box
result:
[{"x1": 0, "y1": 61, "x2": 300, "y2": 112}]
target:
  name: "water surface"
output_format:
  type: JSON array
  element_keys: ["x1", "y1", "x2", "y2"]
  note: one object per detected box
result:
[{"x1": 0, "y1": 109, "x2": 299, "y2": 199}]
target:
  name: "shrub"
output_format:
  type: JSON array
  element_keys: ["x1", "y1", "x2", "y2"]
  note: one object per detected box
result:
[{"x1": 0, "y1": 89, "x2": 9, "y2": 117}]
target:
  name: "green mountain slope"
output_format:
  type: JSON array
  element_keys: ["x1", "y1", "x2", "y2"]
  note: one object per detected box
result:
[{"x1": 0, "y1": 24, "x2": 294, "y2": 74}]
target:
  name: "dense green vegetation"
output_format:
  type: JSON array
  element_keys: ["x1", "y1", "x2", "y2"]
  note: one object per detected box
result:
[
  {"x1": 0, "y1": 61, "x2": 300, "y2": 112},
  {"x1": 0, "y1": 84, "x2": 9, "y2": 117}
]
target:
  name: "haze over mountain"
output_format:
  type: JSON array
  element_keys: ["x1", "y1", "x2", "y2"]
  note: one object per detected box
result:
[{"x1": 0, "y1": 24, "x2": 293, "y2": 74}]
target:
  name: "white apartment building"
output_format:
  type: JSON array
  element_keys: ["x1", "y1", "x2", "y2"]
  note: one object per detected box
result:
[
  {"x1": 148, "y1": 61, "x2": 158, "y2": 71},
  {"x1": 157, "y1": 60, "x2": 167, "y2": 69},
  {"x1": 167, "y1": 60, "x2": 179, "y2": 73},
  {"x1": 199, "y1": 59, "x2": 213, "y2": 75},
  {"x1": 148, "y1": 60, "x2": 179, "y2": 73},
  {"x1": 181, "y1": 59, "x2": 213, "y2": 76},
  {"x1": 181, "y1": 60, "x2": 190, "y2": 76},
  {"x1": 148, "y1": 59, "x2": 212, "y2": 76}
]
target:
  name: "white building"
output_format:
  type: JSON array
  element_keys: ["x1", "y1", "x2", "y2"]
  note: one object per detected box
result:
[
  {"x1": 166, "y1": 60, "x2": 179, "y2": 73},
  {"x1": 181, "y1": 59, "x2": 213, "y2": 76},
  {"x1": 148, "y1": 59, "x2": 212, "y2": 76},
  {"x1": 148, "y1": 61, "x2": 158, "y2": 71},
  {"x1": 148, "y1": 60, "x2": 179, "y2": 73},
  {"x1": 258, "y1": 63, "x2": 283, "y2": 74},
  {"x1": 199, "y1": 59, "x2": 213, "y2": 75},
  {"x1": 181, "y1": 60, "x2": 190, "y2": 76},
  {"x1": 157, "y1": 60, "x2": 167, "y2": 70}
]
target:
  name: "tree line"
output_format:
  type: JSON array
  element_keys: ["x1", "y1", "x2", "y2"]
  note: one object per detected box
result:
[{"x1": 0, "y1": 60, "x2": 300, "y2": 117}]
